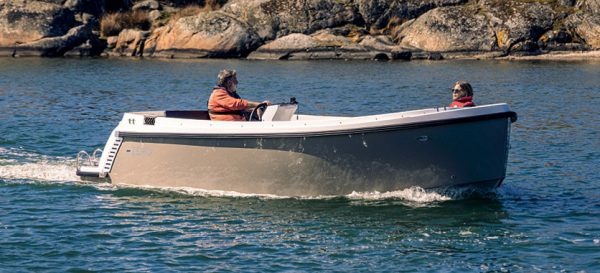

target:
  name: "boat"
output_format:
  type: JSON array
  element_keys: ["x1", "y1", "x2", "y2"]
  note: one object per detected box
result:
[{"x1": 76, "y1": 101, "x2": 517, "y2": 196}]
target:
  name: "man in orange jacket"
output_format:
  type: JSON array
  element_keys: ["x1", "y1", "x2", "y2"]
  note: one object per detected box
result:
[{"x1": 208, "y1": 69, "x2": 271, "y2": 121}]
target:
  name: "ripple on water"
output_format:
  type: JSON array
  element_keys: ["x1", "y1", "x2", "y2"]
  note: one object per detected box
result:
[{"x1": 1, "y1": 59, "x2": 599, "y2": 272}]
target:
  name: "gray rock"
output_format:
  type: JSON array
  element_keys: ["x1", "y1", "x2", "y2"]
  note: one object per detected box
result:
[
  {"x1": 569, "y1": 0, "x2": 600, "y2": 49},
  {"x1": 106, "y1": 36, "x2": 119, "y2": 49},
  {"x1": 14, "y1": 24, "x2": 92, "y2": 57},
  {"x1": 355, "y1": 0, "x2": 467, "y2": 31},
  {"x1": 575, "y1": 15, "x2": 600, "y2": 49},
  {"x1": 0, "y1": 0, "x2": 77, "y2": 47},
  {"x1": 509, "y1": 40, "x2": 541, "y2": 55},
  {"x1": 540, "y1": 29, "x2": 573, "y2": 46},
  {"x1": 558, "y1": 0, "x2": 576, "y2": 6},
  {"x1": 247, "y1": 33, "x2": 319, "y2": 59},
  {"x1": 398, "y1": 6, "x2": 496, "y2": 52},
  {"x1": 63, "y1": 0, "x2": 105, "y2": 16},
  {"x1": 480, "y1": 0, "x2": 555, "y2": 52},
  {"x1": 358, "y1": 35, "x2": 406, "y2": 54},
  {"x1": 146, "y1": 11, "x2": 262, "y2": 58},
  {"x1": 31, "y1": 0, "x2": 63, "y2": 4},
  {"x1": 359, "y1": 35, "x2": 391, "y2": 48},
  {"x1": 64, "y1": 36, "x2": 107, "y2": 57},
  {"x1": 248, "y1": 31, "x2": 390, "y2": 60},
  {"x1": 224, "y1": 0, "x2": 469, "y2": 41},
  {"x1": 149, "y1": 10, "x2": 161, "y2": 21},
  {"x1": 390, "y1": 50, "x2": 411, "y2": 60},
  {"x1": 133, "y1": 0, "x2": 159, "y2": 11},
  {"x1": 74, "y1": 12, "x2": 95, "y2": 24},
  {"x1": 578, "y1": 0, "x2": 600, "y2": 13},
  {"x1": 108, "y1": 29, "x2": 150, "y2": 56},
  {"x1": 2, "y1": 0, "x2": 599, "y2": 59},
  {"x1": 222, "y1": 0, "x2": 360, "y2": 41}
]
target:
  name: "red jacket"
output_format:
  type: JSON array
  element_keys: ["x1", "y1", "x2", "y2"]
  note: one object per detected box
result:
[
  {"x1": 207, "y1": 87, "x2": 248, "y2": 121},
  {"x1": 449, "y1": 96, "x2": 475, "y2": 108}
]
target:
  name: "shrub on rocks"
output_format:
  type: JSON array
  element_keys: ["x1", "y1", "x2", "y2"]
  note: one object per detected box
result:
[
  {"x1": 100, "y1": 10, "x2": 151, "y2": 37},
  {"x1": 166, "y1": 4, "x2": 214, "y2": 24}
]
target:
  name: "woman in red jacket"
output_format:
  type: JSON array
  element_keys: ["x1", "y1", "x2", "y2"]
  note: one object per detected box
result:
[
  {"x1": 449, "y1": 81, "x2": 475, "y2": 108},
  {"x1": 208, "y1": 69, "x2": 271, "y2": 121}
]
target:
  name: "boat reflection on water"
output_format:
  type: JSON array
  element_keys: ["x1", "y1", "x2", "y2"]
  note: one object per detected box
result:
[{"x1": 76, "y1": 102, "x2": 517, "y2": 196}]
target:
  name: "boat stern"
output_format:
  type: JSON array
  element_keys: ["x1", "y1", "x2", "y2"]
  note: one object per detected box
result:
[
  {"x1": 75, "y1": 129, "x2": 122, "y2": 182},
  {"x1": 76, "y1": 149, "x2": 107, "y2": 181}
]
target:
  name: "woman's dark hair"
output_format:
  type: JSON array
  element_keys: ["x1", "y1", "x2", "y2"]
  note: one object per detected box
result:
[{"x1": 455, "y1": 81, "x2": 473, "y2": 97}]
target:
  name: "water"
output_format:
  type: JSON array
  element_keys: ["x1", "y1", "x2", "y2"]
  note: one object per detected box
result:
[{"x1": 1, "y1": 58, "x2": 599, "y2": 272}]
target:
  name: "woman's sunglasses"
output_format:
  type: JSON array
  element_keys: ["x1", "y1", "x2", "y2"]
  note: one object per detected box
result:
[{"x1": 451, "y1": 88, "x2": 463, "y2": 93}]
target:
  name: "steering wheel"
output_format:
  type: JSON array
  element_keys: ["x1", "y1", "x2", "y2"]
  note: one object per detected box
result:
[{"x1": 248, "y1": 102, "x2": 268, "y2": 121}]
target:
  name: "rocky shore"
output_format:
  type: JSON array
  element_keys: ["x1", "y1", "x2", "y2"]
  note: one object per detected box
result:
[{"x1": 1, "y1": 0, "x2": 599, "y2": 60}]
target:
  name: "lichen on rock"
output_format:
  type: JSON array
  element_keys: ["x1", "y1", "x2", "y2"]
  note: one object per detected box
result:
[
  {"x1": 480, "y1": 0, "x2": 555, "y2": 52},
  {"x1": 223, "y1": 0, "x2": 360, "y2": 41},
  {"x1": 1, "y1": 0, "x2": 599, "y2": 59},
  {"x1": 398, "y1": 6, "x2": 496, "y2": 52},
  {"x1": 0, "y1": 1, "x2": 77, "y2": 46}
]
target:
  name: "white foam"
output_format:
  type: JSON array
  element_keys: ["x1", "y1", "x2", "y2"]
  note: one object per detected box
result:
[
  {"x1": 0, "y1": 161, "x2": 81, "y2": 182},
  {"x1": 121, "y1": 185, "x2": 290, "y2": 199},
  {"x1": 346, "y1": 187, "x2": 453, "y2": 202},
  {"x1": 0, "y1": 147, "x2": 41, "y2": 159},
  {"x1": 118, "y1": 184, "x2": 468, "y2": 204},
  {"x1": 460, "y1": 230, "x2": 475, "y2": 236},
  {"x1": 0, "y1": 148, "x2": 80, "y2": 182}
]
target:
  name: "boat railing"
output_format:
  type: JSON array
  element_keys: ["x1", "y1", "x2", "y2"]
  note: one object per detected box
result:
[{"x1": 76, "y1": 148, "x2": 103, "y2": 169}]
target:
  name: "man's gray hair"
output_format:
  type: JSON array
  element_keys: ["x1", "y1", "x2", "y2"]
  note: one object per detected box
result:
[{"x1": 217, "y1": 69, "x2": 237, "y2": 87}]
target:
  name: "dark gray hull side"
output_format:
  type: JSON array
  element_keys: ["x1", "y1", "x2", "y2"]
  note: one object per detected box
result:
[{"x1": 109, "y1": 116, "x2": 512, "y2": 196}]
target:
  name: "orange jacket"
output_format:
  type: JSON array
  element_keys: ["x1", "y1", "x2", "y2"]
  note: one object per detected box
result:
[{"x1": 207, "y1": 87, "x2": 248, "y2": 121}]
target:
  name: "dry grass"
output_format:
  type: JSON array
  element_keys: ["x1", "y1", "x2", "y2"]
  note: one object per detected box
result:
[
  {"x1": 166, "y1": 1, "x2": 223, "y2": 24},
  {"x1": 387, "y1": 16, "x2": 405, "y2": 43},
  {"x1": 167, "y1": 5, "x2": 206, "y2": 23},
  {"x1": 100, "y1": 10, "x2": 151, "y2": 37},
  {"x1": 204, "y1": 0, "x2": 225, "y2": 11},
  {"x1": 100, "y1": 0, "x2": 226, "y2": 36}
]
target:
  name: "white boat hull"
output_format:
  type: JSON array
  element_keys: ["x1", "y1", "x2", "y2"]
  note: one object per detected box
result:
[{"x1": 77, "y1": 104, "x2": 516, "y2": 196}]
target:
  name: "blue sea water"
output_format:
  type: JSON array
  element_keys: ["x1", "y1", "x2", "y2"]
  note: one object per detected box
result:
[{"x1": 0, "y1": 58, "x2": 599, "y2": 272}]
